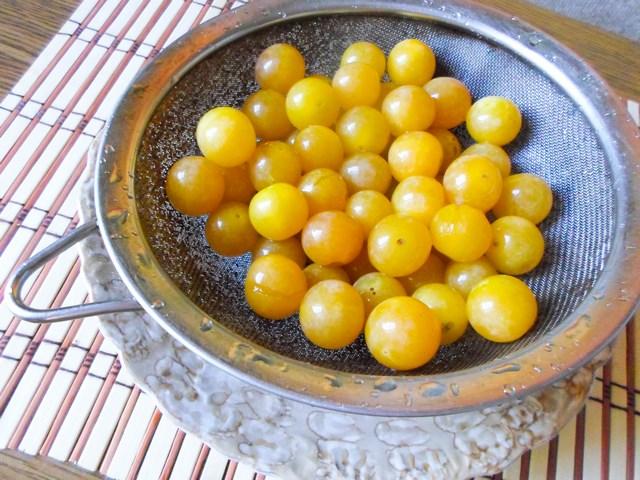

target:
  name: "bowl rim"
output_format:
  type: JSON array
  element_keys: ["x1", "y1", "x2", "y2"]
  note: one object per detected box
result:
[{"x1": 94, "y1": 0, "x2": 640, "y2": 416}]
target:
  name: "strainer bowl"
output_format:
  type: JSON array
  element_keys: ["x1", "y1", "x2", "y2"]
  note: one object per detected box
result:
[{"x1": 9, "y1": 0, "x2": 640, "y2": 416}]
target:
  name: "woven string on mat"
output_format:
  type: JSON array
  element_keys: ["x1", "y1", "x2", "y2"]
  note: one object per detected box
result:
[{"x1": 0, "y1": 1, "x2": 638, "y2": 479}]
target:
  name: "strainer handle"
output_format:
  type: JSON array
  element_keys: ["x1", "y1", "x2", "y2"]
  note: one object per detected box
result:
[{"x1": 5, "y1": 221, "x2": 141, "y2": 323}]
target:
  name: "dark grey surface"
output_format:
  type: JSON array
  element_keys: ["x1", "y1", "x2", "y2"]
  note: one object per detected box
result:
[
  {"x1": 530, "y1": 0, "x2": 639, "y2": 41},
  {"x1": 135, "y1": 14, "x2": 613, "y2": 375}
]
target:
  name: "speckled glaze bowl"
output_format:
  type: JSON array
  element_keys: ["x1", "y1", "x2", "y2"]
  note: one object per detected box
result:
[
  {"x1": 7, "y1": 0, "x2": 640, "y2": 420},
  {"x1": 78, "y1": 135, "x2": 611, "y2": 478}
]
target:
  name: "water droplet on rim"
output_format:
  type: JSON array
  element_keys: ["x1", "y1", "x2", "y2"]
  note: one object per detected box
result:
[
  {"x1": 492, "y1": 362, "x2": 521, "y2": 374},
  {"x1": 137, "y1": 253, "x2": 151, "y2": 267},
  {"x1": 527, "y1": 32, "x2": 543, "y2": 46},
  {"x1": 109, "y1": 169, "x2": 122, "y2": 184},
  {"x1": 565, "y1": 314, "x2": 591, "y2": 339},
  {"x1": 107, "y1": 208, "x2": 128, "y2": 225},
  {"x1": 151, "y1": 299, "x2": 165, "y2": 309},
  {"x1": 250, "y1": 353, "x2": 273, "y2": 365},
  {"x1": 200, "y1": 317, "x2": 214, "y2": 332},
  {"x1": 450, "y1": 383, "x2": 460, "y2": 396},
  {"x1": 374, "y1": 380, "x2": 397, "y2": 392},
  {"x1": 419, "y1": 381, "x2": 446, "y2": 397},
  {"x1": 503, "y1": 384, "x2": 516, "y2": 396},
  {"x1": 229, "y1": 342, "x2": 251, "y2": 359},
  {"x1": 324, "y1": 375, "x2": 341, "y2": 388}
]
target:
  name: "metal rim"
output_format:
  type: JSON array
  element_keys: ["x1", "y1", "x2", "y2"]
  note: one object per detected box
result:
[{"x1": 95, "y1": 0, "x2": 640, "y2": 416}]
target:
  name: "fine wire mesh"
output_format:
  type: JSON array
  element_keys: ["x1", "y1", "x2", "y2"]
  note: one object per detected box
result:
[
  {"x1": 136, "y1": 14, "x2": 614, "y2": 375},
  {"x1": 0, "y1": 0, "x2": 638, "y2": 478}
]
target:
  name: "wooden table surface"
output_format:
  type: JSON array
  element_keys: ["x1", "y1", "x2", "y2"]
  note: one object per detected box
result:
[
  {"x1": 0, "y1": 0, "x2": 638, "y2": 100},
  {"x1": 0, "y1": 1, "x2": 637, "y2": 479},
  {"x1": 0, "y1": 0, "x2": 76, "y2": 98}
]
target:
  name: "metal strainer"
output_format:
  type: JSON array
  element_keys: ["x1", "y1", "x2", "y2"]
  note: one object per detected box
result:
[{"x1": 7, "y1": 0, "x2": 640, "y2": 416}]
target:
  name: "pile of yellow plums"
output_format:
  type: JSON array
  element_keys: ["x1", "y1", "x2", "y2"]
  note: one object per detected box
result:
[{"x1": 165, "y1": 39, "x2": 552, "y2": 371}]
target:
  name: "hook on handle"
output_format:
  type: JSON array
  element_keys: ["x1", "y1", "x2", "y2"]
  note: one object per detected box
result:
[{"x1": 5, "y1": 221, "x2": 141, "y2": 323}]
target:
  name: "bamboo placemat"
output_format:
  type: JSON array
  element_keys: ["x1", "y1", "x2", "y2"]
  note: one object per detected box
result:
[{"x1": 0, "y1": 1, "x2": 638, "y2": 478}]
